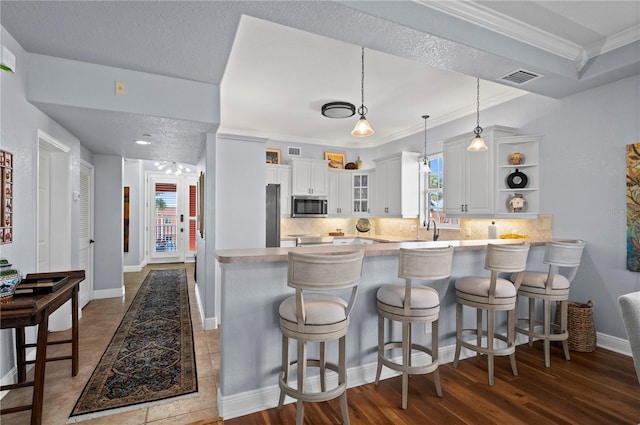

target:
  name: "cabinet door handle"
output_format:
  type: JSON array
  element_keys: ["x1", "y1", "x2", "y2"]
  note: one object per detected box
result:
[
  {"x1": 465, "y1": 204, "x2": 469, "y2": 212},
  {"x1": 461, "y1": 204, "x2": 464, "y2": 212}
]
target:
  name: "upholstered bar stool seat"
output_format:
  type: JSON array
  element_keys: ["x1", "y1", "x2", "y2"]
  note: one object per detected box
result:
[
  {"x1": 453, "y1": 242, "x2": 530, "y2": 386},
  {"x1": 514, "y1": 239, "x2": 585, "y2": 367},
  {"x1": 375, "y1": 246, "x2": 454, "y2": 409},
  {"x1": 278, "y1": 250, "x2": 365, "y2": 425}
]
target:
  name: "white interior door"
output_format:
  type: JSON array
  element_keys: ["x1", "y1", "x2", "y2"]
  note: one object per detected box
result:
[
  {"x1": 37, "y1": 131, "x2": 72, "y2": 331},
  {"x1": 78, "y1": 161, "x2": 94, "y2": 309}
]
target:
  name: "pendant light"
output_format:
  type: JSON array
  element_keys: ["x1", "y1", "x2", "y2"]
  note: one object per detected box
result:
[
  {"x1": 467, "y1": 78, "x2": 488, "y2": 151},
  {"x1": 419, "y1": 115, "x2": 431, "y2": 173},
  {"x1": 351, "y1": 47, "x2": 375, "y2": 137}
]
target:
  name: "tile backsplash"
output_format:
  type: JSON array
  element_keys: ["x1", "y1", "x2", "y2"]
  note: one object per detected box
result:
[{"x1": 281, "y1": 214, "x2": 553, "y2": 240}]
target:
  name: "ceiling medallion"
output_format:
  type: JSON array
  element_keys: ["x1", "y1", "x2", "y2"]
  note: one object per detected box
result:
[{"x1": 321, "y1": 101, "x2": 356, "y2": 119}]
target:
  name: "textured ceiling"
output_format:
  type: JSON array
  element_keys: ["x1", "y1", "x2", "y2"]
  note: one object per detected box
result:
[{"x1": 2, "y1": 1, "x2": 638, "y2": 163}]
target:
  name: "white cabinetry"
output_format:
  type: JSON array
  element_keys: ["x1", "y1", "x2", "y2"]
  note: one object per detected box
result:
[
  {"x1": 352, "y1": 172, "x2": 370, "y2": 216},
  {"x1": 495, "y1": 135, "x2": 540, "y2": 217},
  {"x1": 443, "y1": 126, "x2": 516, "y2": 216},
  {"x1": 266, "y1": 164, "x2": 291, "y2": 216},
  {"x1": 328, "y1": 170, "x2": 352, "y2": 216},
  {"x1": 373, "y1": 152, "x2": 420, "y2": 217},
  {"x1": 328, "y1": 170, "x2": 371, "y2": 217},
  {"x1": 291, "y1": 158, "x2": 328, "y2": 196}
]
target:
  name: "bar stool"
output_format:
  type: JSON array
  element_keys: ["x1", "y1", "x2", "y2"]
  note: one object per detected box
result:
[
  {"x1": 453, "y1": 242, "x2": 530, "y2": 386},
  {"x1": 514, "y1": 239, "x2": 585, "y2": 367},
  {"x1": 277, "y1": 250, "x2": 365, "y2": 425},
  {"x1": 374, "y1": 246, "x2": 454, "y2": 409}
]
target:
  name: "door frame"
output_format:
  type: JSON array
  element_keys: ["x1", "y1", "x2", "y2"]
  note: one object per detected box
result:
[
  {"x1": 145, "y1": 172, "x2": 196, "y2": 264},
  {"x1": 78, "y1": 160, "x2": 95, "y2": 310},
  {"x1": 37, "y1": 130, "x2": 72, "y2": 331}
]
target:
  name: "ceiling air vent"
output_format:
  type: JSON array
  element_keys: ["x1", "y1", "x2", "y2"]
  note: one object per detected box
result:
[
  {"x1": 499, "y1": 69, "x2": 542, "y2": 85},
  {"x1": 288, "y1": 146, "x2": 301, "y2": 157}
]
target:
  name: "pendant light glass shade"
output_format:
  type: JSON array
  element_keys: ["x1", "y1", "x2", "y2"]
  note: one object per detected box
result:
[
  {"x1": 352, "y1": 47, "x2": 374, "y2": 137},
  {"x1": 351, "y1": 114, "x2": 375, "y2": 137},
  {"x1": 419, "y1": 114, "x2": 431, "y2": 173},
  {"x1": 467, "y1": 78, "x2": 488, "y2": 151}
]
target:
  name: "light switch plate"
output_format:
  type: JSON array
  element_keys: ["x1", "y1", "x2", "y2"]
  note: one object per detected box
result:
[{"x1": 115, "y1": 81, "x2": 126, "y2": 95}]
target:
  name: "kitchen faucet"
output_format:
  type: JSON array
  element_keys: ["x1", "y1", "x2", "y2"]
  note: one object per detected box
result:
[{"x1": 426, "y1": 219, "x2": 440, "y2": 241}]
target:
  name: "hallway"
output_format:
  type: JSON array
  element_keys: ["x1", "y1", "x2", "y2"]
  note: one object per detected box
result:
[{"x1": 1, "y1": 263, "x2": 221, "y2": 425}]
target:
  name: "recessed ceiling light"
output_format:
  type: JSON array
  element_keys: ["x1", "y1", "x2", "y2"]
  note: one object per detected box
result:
[
  {"x1": 321, "y1": 101, "x2": 356, "y2": 119},
  {"x1": 135, "y1": 134, "x2": 151, "y2": 145}
]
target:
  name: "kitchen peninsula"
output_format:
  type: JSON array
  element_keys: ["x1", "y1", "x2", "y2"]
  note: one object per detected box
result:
[{"x1": 215, "y1": 238, "x2": 547, "y2": 419}]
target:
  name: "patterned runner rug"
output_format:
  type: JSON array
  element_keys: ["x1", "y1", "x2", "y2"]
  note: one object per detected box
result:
[{"x1": 68, "y1": 269, "x2": 197, "y2": 422}]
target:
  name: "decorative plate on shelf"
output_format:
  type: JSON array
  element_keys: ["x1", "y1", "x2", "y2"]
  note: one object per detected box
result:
[
  {"x1": 356, "y1": 218, "x2": 370, "y2": 233},
  {"x1": 508, "y1": 193, "x2": 527, "y2": 212}
]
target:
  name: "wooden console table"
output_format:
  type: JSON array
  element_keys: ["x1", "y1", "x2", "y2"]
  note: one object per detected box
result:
[{"x1": 0, "y1": 270, "x2": 85, "y2": 425}]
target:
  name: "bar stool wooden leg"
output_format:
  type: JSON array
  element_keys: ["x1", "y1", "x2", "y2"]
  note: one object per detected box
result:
[
  {"x1": 453, "y1": 303, "x2": 462, "y2": 368},
  {"x1": 487, "y1": 309, "x2": 495, "y2": 386},
  {"x1": 278, "y1": 335, "x2": 288, "y2": 409},
  {"x1": 560, "y1": 301, "x2": 571, "y2": 360},
  {"x1": 508, "y1": 309, "x2": 518, "y2": 376},
  {"x1": 401, "y1": 321, "x2": 410, "y2": 410},
  {"x1": 375, "y1": 314, "x2": 384, "y2": 385},
  {"x1": 476, "y1": 309, "x2": 483, "y2": 357},
  {"x1": 544, "y1": 299, "x2": 552, "y2": 367},
  {"x1": 339, "y1": 336, "x2": 349, "y2": 425},
  {"x1": 296, "y1": 339, "x2": 306, "y2": 425},
  {"x1": 320, "y1": 341, "x2": 326, "y2": 392},
  {"x1": 432, "y1": 320, "x2": 442, "y2": 397}
]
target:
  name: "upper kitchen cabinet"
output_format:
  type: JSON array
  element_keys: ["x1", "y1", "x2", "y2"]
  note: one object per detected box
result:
[
  {"x1": 352, "y1": 171, "x2": 370, "y2": 216},
  {"x1": 266, "y1": 163, "x2": 291, "y2": 216},
  {"x1": 443, "y1": 126, "x2": 516, "y2": 216},
  {"x1": 495, "y1": 135, "x2": 541, "y2": 218},
  {"x1": 373, "y1": 152, "x2": 420, "y2": 218},
  {"x1": 328, "y1": 169, "x2": 371, "y2": 217},
  {"x1": 291, "y1": 158, "x2": 328, "y2": 196},
  {"x1": 328, "y1": 169, "x2": 352, "y2": 216}
]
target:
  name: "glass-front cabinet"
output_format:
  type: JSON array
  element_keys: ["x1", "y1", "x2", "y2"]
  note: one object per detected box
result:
[{"x1": 352, "y1": 172, "x2": 370, "y2": 216}]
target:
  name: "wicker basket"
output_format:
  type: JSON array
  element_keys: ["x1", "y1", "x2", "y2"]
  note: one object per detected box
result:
[{"x1": 555, "y1": 300, "x2": 596, "y2": 352}]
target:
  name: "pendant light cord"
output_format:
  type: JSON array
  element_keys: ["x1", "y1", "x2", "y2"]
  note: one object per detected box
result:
[
  {"x1": 475, "y1": 78, "x2": 482, "y2": 136},
  {"x1": 358, "y1": 47, "x2": 367, "y2": 117},
  {"x1": 422, "y1": 114, "x2": 430, "y2": 164}
]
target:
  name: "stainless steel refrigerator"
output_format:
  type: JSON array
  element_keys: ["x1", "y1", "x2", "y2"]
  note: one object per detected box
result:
[{"x1": 266, "y1": 184, "x2": 281, "y2": 247}]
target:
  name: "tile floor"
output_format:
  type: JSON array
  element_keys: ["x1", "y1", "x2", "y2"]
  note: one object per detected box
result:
[{"x1": 1, "y1": 263, "x2": 221, "y2": 425}]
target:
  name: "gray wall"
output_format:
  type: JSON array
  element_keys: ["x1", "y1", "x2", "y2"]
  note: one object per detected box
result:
[
  {"x1": 0, "y1": 28, "x2": 84, "y2": 379},
  {"x1": 93, "y1": 155, "x2": 124, "y2": 295}
]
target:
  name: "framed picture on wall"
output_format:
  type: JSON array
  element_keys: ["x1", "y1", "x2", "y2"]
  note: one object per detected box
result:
[
  {"x1": 324, "y1": 151, "x2": 345, "y2": 169},
  {"x1": 266, "y1": 148, "x2": 281, "y2": 164}
]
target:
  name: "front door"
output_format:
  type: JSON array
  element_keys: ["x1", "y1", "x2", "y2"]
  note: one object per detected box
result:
[{"x1": 148, "y1": 174, "x2": 197, "y2": 263}]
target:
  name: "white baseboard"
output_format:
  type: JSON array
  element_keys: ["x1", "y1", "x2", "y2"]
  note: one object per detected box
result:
[
  {"x1": 194, "y1": 281, "x2": 218, "y2": 330},
  {"x1": 218, "y1": 332, "x2": 633, "y2": 420},
  {"x1": 93, "y1": 286, "x2": 125, "y2": 300}
]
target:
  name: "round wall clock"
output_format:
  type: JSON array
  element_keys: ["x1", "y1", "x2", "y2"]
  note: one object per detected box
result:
[{"x1": 506, "y1": 169, "x2": 528, "y2": 189}]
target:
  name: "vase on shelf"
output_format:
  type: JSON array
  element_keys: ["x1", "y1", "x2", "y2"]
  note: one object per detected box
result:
[{"x1": 0, "y1": 258, "x2": 21, "y2": 303}]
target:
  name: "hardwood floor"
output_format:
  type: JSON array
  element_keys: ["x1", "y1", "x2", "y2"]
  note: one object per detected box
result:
[{"x1": 224, "y1": 344, "x2": 640, "y2": 425}]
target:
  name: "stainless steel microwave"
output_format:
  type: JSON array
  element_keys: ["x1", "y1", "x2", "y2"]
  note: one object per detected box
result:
[{"x1": 291, "y1": 195, "x2": 328, "y2": 218}]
